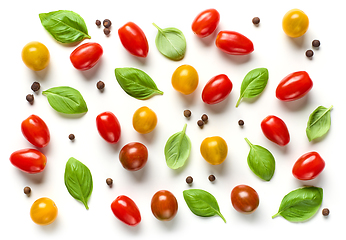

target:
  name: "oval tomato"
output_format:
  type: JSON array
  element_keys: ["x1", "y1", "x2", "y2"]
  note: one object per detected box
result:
[
  {"x1": 215, "y1": 31, "x2": 254, "y2": 55},
  {"x1": 191, "y1": 9, "x2": 220, "y2": 38},
  {"x1": 231, "y1": 185, "x2": 259, "y2": 214},
  {"x1": 202, "y1": 74, "x2": 233, "y2": 104},
  {"x1": 151, "y1": 190, "x2": 178, "y2": 221},
  {"x1": 21, "y1": 114, "x2": 50, "y2": 148},
  {"x1": 96, "y1": 112, "x2": 121, "y2": 143},
  {"x1": 276, "y1": 71, "x2": 313, "y2": 101},
  {"x1": 200, "y1": 136, "x2": 228, "y2": 165},
  {"x1": 118, "y1": 22, "x2": 149, "y2": 57},
  {"x1": 261, "y1": 115, "x2": 290, "y2": 146},
  {"x1": 111, "y1": 195, "x2": 141, "y2": 226},
  {"x1": 292, "y1": 151, "x2": 325, "y2": 180},
  {"x1": 10, "y1": 149, "x2": 47, "y2": 173},
  {"x1": 119, "y1": 142, "x2": 148, "y2": 171},
  {"x1": 70, "y1": 42, "x2": 103, "y2": 71}
]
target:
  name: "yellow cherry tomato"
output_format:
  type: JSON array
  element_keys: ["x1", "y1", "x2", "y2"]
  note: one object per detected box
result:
[
  {"x1": 282, "y1": 9, "x2": 309, "y2": 38},
  {"x1": 171, "y1": 65, "x2": 199, "y2": 95},
  {"x1": 30, "y1": 197, "x2": 58, "y2": 225},
  {"x1": 200, "y1": 136, "x2": 228, "y2": 165},
  {"x1": 132, "y1": 106, "x2": 157, "y2": 134},
  {"x1": 22, "y1": 41, "x2": 50, "y2": 71}
]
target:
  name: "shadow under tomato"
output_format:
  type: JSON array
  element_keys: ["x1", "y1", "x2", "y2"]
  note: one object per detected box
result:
[
  {"x1": 79, "y1": 58, "x2": 103, "y2": 81},
  {"x1": 19, "y1": 169, "x2": 46, "y2": 184},
  {"x1": 206, "y1": 158, "x2": 228, "y2": 175},
  {"x1": 196, "y1": 27, "x2": 220, "y2": 47},
  {"x1": 138, "y1": 129, "x2": 157, "y2": 144},
  {"x1": 217, "y1": 51, "x2": 252, "y2": 65},
  {"x1": 129, "y1": 166, "x2": 148, "y2": 182},
  {"x1": 176, "y1": 90, "x2": 198, "y2": 106},
  {"x1": 32, "y1": 63, "x2": 50, "y2": 80},
  {"x1": 203, "y1": 95, "x2": 231, "y2": 114},
  {"x1": 294, "y1": 173, "x2": 325, "y2": 187},
  {"x1": 39, "y1": 215, "x2": 60, "y2": 232},
  {"x1": 279, "y1": 95, "x2": 309, "y2": 112},
  {"x1": 287, "y1": 34, "x2": 306, "y2": 48}
]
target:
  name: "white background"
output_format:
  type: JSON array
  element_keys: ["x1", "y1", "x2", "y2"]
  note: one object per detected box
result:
[{"x1": 0, "y1": 0, "x2": 344, "y2": 239}]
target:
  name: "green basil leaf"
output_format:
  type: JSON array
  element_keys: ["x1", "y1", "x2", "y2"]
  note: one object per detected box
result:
[
  {"x1": 153, "y1": 23, "x2": 186, "y2": 61},
  {"x1": 39, "y1": 10, "x2": 91, "y2": 43},
  {"x1": 306, "y1": 105, "x2": 333, "y2": 142},
  {"x1": 183, "y1": 189, "x2": 226, "y2": 223},
  {"x1": 114, "y1": 67, "x2": 163, "y2": 99},
  {"x1": 272, "y1": 186, "x2": 323, "y2": 222},
  {"x1": 236, "y1": 68, "x2": 269, "y2": 107},
  {"x1": 164, "y1": 124, "x2": 191, "y2": 169},
  {"x1": 245, "y1": 138, "x2": 275, "y2": 181},
  {"x1": 42, "y1": 86, "x2": 88, "y2": 114},
  {"x1": 64, "y1": 157, "x2": 93, "y2": 210}
]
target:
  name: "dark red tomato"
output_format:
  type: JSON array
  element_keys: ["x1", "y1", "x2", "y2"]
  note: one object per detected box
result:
[
  {"x1": 70, "y1": 42, "x2": 103, "y2": 71},
  {"x1": 231, "y1": 184, "x2": 259, "y2": 214},
  {"x1": 261, "y1": 115, "x2": 290, "y2": 146},
  {"x1": 10, "y1": 148, "x2": 47, "y2": 174},
  {"x1": 118, "y1": 22, "x2": 149, "y2": 58},
  {"x1": 202, "y1": 74, "x2": 233, "y2": 104},
  {"x1": 96, "y1": 112, "x2": 121, "y2": 144},
  {"x1": 151, "y1": 190, "x2": 178, "y2": 221},
  {"x1": 119, "y1": 142, "x2": 148, "y2": 171},
  {"x1": 111, "y1": 195, "x2": 141, "y2": 226},
  {"x1": 276, "y1": 71, "x2": 313, "y2": 101},
  {"x1": 21, "y1": 114, "x2": 50, "y2": 148},
  {"x1": 215, "y1": 31, "x2": 254, "y2": 55},
  {"x1": 191, "y1": 9, "x2": 220, "y2": 38},
  {"x1": 292, "y1": 151, "x2": 325, "y2": 180}
]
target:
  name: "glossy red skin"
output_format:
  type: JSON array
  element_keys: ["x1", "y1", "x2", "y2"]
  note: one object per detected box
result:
[
  {"x1": 21, "y1": 114, "x2": 50, "y2": 148},
  {"x1": 10, "y1": 149, "x2": 47, "y2": 173},
  {"x1": 70, "y1": 42, "x2": 103, "y2": 71},
  {"x1": 119, "y1": 142, "x2": 148, "y2": 171},
  {"x1": 111, "y1": 195, "x2": 141, "y2": 226},
  {"x1": 118, "y1": 22, "x2": 149, "y2": 57},
  {"x1": 191, "y1": 9, "x2": 220, "y2": 38},
  {"x1": 261, "y1": 115, "x2": 290, "y2": 146},
  {"x1": 292, "y1": 151, "x2": 325, "y2": 180},
  {"x1": 231, "y1": 185, "x2": 259, "y2": 214},
  {"x1": 151, "y1": 190, "x2": 178, "y2": 221},
  {"x1": 215, "y1": 31, "x2": 254, "y2": 55},
  {"x1": 202, "y1": 74, "x2": 233, "y2": 104},
  {"x1": 96, "y1": 112, "x2": 121, "y2": 144},
  {"x1": 276, "y1": 71, "x2": 313, "y2": 101}
]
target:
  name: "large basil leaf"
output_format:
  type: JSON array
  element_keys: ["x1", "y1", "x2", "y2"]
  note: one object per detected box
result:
[{"x1": 306, "y1": 105, "x2": 333, "y2": 141}]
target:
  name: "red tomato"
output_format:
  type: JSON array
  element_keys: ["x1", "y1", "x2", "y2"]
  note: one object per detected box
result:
[
  {"x1": 96, "y1": 112, "x2": 121, "y2": 144},
  {"x1": 119, "y1": 142, "x2": 148, "y2": 171},
  {"x1": 151, "y1": 190, "x2": 178, "y2": 221},
  {"x1": 191, "y1": 9, "x2": 220, "y2": 38},
  {"x1": 276, "y1": 71, "x2": 313, "y2": 101},
  {"x1": 231, "y1": 185, "x2": 259, "y2": 214},
  {"x1": 111, "y1": 195, "x2": 141, "y2": 226},
  {"x1": 21, "y1": 114, "x2": 50, "y2": 148},
  {"x1": 202, "y1": 74, "x2": 233, "y2": 104},
  {"x1": 118, "y1": 22, "x2": 149, "y2": 57},
  {"x1": 292, "y1": 151, "x2": 325, "y2": 180},
  {"x1": 261, "y1": 115, "x2": 290, "y2": 146},
  {"x1": 215, "y1": 31, "x2": 254, "y2": 55},
  {"x1": 10, "y1": 149, "x2": 47, "y2": 173},
  {"x1": 70, "y1": 42, "x2": 103, "y2": 71}
]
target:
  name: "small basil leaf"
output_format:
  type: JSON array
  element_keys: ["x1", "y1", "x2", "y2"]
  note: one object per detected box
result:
[
  {"x1": 245, "y1": 138, "x2": 275, "y2": 181},
  {"x1": 306, "y1": 105, "x2": 333, "y2": 142},
  {"x1": 153, "y1": 23, "x2": 186, "y2": 61},
  {"x1": 42, "y1": 86, "x2": 88, "y2": 114},
  {"x1": 183, "y1": 189, "x2": 226, "y2": 223},
  {"x1": 272, "y1": 186, "x2": 323, "y2": 222},
  {"x1": 236, "y1": 68, "x2": 269, "y2": 107},
  {"x1": 64, "y1": 157, "x2": 93, "y2": 210}
]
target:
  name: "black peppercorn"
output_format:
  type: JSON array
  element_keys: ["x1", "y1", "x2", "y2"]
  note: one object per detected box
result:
[
  {"x1": 208, "y1": 174, "x2": 216, "y2": 182},
  {"x1": 104, "y1": 28, "x2": 111, "y2": 36},
  {"x1": 322, "y1": 208, "x2": 329, "y2": 216},
  {"x1": 305, "y1": 50, "x2": 314, "y2": 58},
  {"x1": 31, "y1": 82, "x2": 40, "y2": 92},
  {"x1": 106, "y1": 178, "x2": 113, "y2": 186},
  {"x1": 103, "y1": 19, "x2": 112, "y2": 28},
  {"x1": 68, "y1": 134, "x2": 75, "y2": 141},
  {"x1": 186, "y1": 176, "x2": 193, "y2": 184},
  {"x1": 312, "y1": 39, "x2": 320, "y2": 48},
  {"x1": 238, "y1": 120, "x2": 244, "y2": 126},
  {"x1": 183, "y1": 110, "x2": 191, "y2": 118},
  {"x1": 252, "y1": 17, "x2": 260, "y2": 25},
  {"x1": 95, "y1": 20, "x2": 101, "y2": 27},
  {"x1": 201, "y1": 114, "x2": 208, "y2": 123},
  {"x1": 97, "y1": 81, "x2": 105, "y2": 90},
  {"x1": 197, "y1": 120, "x2": 204, "y2": 128},
  {"x1": 26, "y1": 94, "x2": 34, "y2": 104},
  {"x1": 24, "y1": 186, "x2": 31, "y2": 195}
]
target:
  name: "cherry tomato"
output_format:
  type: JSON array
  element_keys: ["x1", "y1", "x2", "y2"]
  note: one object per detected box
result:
[
  {"x1": 171, "y1": 65, "x2": 199, "y2": 95},
  {"x1": 282, "y1": 9, "x2": 309, "y2": 38},
  {"x1": 96, "y1": 111, "x2": 121, "y2": 143},
  {"x1": 22, "y1": 41, "x2": 50, "y2": 71},
  {"x1": 111, "y1": 195, "x2": 141, "y2": 226},
  {"x1": 10, "y1": 149, "x2": 47, "y2": 174},
  {"x1": 261, "y1": 115, "x2": 290, "y2": 146},
  {"x1": 118, "y1": 22, "x2": 149, "y2": 58},
  {"x1": 132, "y1": 106, "x2": 157, "y2": 134},
  {"x1": 202, "y1": 74, "x2": 233, "y2": 104},
  {"x1": 119, "y1": 142, "x2": 148, "y2": 171},
  {"x1": 70, "y1": 42, "x2": 103, "y2": 71},
  {"x1": 292, "y1": 151, "x2": 325, "y2": 180},
  {"x1": 200, "y1": 136, "x2": 228, "y2": 165},
  {"x1": 231, "y1": 185, "x2": 259, "y2": 214},
  {"x1": 276, "y1": 71, "x2": 313, "y2": 101},
  {"x1": 215, "y1": 31, "x2": 254, "y2": 55},
  {"x1": 21, "y1": 114, "x2": 50, "y2": 148},
  {"x1": 191, "y1": 9, "x2": 220, "y2": 38},
  {"x1": 30, "y1": 197, "x2": 58, "y2": 225},
  {"x1": 151, "y1": 190, "x2": 178, "y2": 221}
]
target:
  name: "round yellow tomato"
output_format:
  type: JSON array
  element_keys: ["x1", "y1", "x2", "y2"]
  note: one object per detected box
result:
[
  {"x1": 133, "y1": 106, "x2": 157, "y2": 134},
  {"x1": 282, "y1": 9, "x2": 309, "y2": 38},
  {"x1": 171, "y1": 65, "x2": 199, "y2": 95},
  {"x1": 30, "y1": 197, "x2": 58, "y2": 225},
  {"x1": 22, "y1": 41, "x2": 50, "y2": 71},
  {"x1": 200, "y1": 136, "x2": 228, "y2": 165}
]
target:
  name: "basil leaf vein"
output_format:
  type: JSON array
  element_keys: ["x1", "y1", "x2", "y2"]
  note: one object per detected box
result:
[{"x1": 306, "y1": 105, "x2": 333, "y2": 141}]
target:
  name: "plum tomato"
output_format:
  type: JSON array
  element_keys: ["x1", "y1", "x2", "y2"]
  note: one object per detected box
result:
[
  {"x1": 215, "y1": 31, "x2": 254, "y2": 55},
  {"x1": 111, "y1": 195, "x2": 141, "y2": 226},
  {"x1": 70, "y1": 42, "x2": 103, "y2": 71},
  {"x1": 282, "y1": 9, "x2": 309, "y2": 38},
  {"x1": 96, "y1": 111, "x2": 121, "y2": 143},
  {"x1": 132, "y1": 106, "x2": 157, "y2": 134},
  {"x1": 119, "y1": 142, "x2": 148, "y2": 171},
  {"x1": 30, "y1": 197, "x2": 58, "y2": 225},
  {"x1": 292, "y1": 151, "x2": 325, "y2": 180},
  {"x1": 231, "y1": 185, "x2": 259, "y2": 214},
  {"x1": 261, "y1": 115, "x2": 290, "y2": 146},
  {"x1": 21, "y1": 114, "x2": 50, "y2": 148},
  {"x1": 10, "y1": 148, "x2": 47, "y2": 174},
  {"x1": 276, "y1": 71, "x2": 313, "y2": 101},
  {"x1": 171, "y1": 65, "x2": 199, "y2": 95},
  {"x1": 200, "y1": 136, "x2": 228, "y2": 165},
  {"x1": 118, "y1": 22, "x2": 149, "y2": 57},
  {"x1": 202, "y1": 74, "x2": 233, "y2": 104},
  {"x1": 151, "y1": 190, "x2": 178, "y2": 221},
  {"x1": 191, "y1": 9, "x2": 220, "y2": 38},
  {"x1": 22, "y1": 41, "x2": 50, "y2": 71}
]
